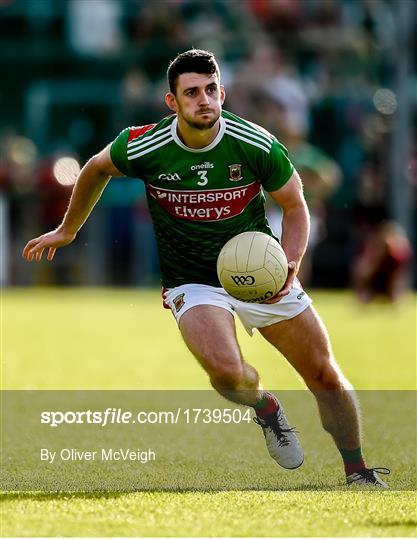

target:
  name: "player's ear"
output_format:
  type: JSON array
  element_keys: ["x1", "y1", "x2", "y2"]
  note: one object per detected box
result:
[
  {"x1": 165, "y1": 93, "x2": 178, "y2": 112},
  {"x1": 220, "y1": 85, "x2": 226, "y2": 105}
]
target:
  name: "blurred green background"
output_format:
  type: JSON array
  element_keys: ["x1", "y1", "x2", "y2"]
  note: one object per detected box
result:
[
  {"x1": 3, "y1": 289, "x2": 415, "y2": 390},
  {"x1": 1, "y1": 0, "x2": 415, "y2": 292}
]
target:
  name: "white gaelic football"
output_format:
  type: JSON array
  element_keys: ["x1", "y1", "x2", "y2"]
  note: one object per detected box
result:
[{"x1": 217, "y1": 232, "x2": 288, "y2": 303}]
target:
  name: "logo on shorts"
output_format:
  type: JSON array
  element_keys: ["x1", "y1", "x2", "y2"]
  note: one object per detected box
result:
[
  {"x1": 173, "y1": 293, "x2": 185, "y2": 312},
  {"x1": 228, "y1": 164, "x2": 243, "y2": 182},
  {"x1": 231, "y1": 275, "x2": 255, "y2": 285},
  {"x1": 297, "y1": 291, "x2": 305, "y2": 300}
]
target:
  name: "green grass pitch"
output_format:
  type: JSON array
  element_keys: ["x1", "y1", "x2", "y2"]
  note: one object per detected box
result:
[{"x1": 1, "y1": 288, "x2": 416, "y2": 537}]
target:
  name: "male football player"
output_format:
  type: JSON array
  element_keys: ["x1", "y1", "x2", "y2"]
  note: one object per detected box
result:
[{"x1": 23, "y1": 49, "x2": 389, "y2": 487}]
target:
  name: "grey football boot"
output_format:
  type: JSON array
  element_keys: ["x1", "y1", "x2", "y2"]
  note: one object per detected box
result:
[
  {"x1": 254, "y1": 406, "x2": 304, "y2": 469},
  {"x1": 347, "y1": 467, "x2": 390, "y2": 488}
]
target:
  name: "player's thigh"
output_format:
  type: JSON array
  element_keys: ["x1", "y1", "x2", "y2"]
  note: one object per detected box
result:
[
  {"x1": 259, "y1": 306, "x2": 343, "y2": 385},
  {"x1": 179, "y1": 305, "x2": 243, "y2": 376}
]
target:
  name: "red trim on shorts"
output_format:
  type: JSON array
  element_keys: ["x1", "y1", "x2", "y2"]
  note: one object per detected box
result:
[{"x1": 161, "y1": 287, "x2": 170, "y2": 309}]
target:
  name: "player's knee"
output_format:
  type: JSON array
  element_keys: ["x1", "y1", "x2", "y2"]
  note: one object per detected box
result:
[
  {"x1": 305, "y1": 356, "x2": 350, "y2": 392},
  {"x1": 319, "y1": 364, "x2": 344, "y2": 390},
  {"x1": 209, "y1": 362, "x2": 244, "y2": 390}
]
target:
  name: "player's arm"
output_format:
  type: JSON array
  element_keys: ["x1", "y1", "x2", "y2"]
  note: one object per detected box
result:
[
  {"x1": 267, "y1": 170, "x2": 310, "y2": 299},
  {"x1": 22, "y1": 145, "x2": 124, "y2": 262}
]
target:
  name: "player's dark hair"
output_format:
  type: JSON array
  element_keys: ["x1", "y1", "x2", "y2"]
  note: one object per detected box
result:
[{"x1": 167, "y1": 49, "x2": 220, "y2": 95}]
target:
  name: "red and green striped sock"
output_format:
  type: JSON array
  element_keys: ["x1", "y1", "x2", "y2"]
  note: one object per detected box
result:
[
  {"x1": 254, "y1": 392, "x2": 279, "y2": 419},
  {"x1": 339, "y1": 447, "x2": 366, "y2": 476}
]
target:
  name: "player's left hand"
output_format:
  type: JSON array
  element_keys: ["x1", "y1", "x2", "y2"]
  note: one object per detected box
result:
[{"x1": 263, "y1": 261, "x2": 297, "y2": 304}]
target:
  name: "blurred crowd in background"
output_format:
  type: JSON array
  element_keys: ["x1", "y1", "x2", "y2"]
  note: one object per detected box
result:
[{"x1": 1, "y1": 0, "x2": 416, "y2": 301}]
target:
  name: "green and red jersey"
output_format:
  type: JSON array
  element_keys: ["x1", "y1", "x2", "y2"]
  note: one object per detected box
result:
[{"x1": 110, "y1": 110, "x2": 294, "y2": 287}]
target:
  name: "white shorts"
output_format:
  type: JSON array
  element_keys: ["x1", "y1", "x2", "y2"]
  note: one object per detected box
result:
[{"x1": 163, "y1": 280, "x2": 312, "y2": 336}]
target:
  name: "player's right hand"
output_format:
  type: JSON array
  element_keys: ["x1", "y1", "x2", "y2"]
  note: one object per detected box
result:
[
  {"x1": 262, "y1": 261, "x2": 297, "y2": 304},
  {"x1": 22, "y1": 228, "x2": 76, "y2": 262}
]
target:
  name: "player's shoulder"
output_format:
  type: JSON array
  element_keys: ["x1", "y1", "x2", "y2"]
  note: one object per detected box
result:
[
  {"x1": 222, "y1": 110, "x2": 274, "y2": 137},
  {"x1": 222, "y1": 110, "x2": 277, "y2": 154},
  {"x1": 123, "y1": 115, "x2": 175, "y2": 160},
  {"x1": 126, "y1": 115, "x2": 175, "y2": 144}
]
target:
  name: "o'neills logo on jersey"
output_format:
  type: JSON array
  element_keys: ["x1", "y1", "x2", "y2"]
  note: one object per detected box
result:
[{"x1": 147, "y1": 181, "x2": 261, "y2": 221}]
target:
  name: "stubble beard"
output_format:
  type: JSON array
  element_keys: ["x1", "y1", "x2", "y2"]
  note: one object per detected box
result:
[{"x1": 182, "y1": 109, "x2": 220, "y2": 131}]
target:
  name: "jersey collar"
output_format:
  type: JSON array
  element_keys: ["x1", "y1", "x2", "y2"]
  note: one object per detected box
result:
[{"x1": 170, "y1": 116, "x2": 225, "y2": 152}]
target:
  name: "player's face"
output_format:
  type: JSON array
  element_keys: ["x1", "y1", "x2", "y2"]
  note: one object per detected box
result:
[{"x1": 166, "y1": 73, "x2": 225, "y2": 130}]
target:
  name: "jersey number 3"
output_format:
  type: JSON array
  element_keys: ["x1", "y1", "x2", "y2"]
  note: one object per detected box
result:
[{"x1": 197, "y1": 170, "x2": 208, "y2": 186}]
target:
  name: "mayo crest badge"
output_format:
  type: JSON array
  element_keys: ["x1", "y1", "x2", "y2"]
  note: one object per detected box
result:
[{"x1": 228, "y1": 163, "x2": 243, "y2": 181}]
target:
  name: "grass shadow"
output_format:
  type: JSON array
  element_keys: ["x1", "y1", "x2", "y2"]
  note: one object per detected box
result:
[{"x1": 1, "y1": 481, "x2": 396, "y2": 501}]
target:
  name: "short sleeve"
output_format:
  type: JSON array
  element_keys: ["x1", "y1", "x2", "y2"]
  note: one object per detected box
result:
[
  {"x1": 110, "y1": 128, "x2": 131, "y2": 176},
  {"x1": 259, "y1": 138, "x2": 294, "y2": 192}
]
